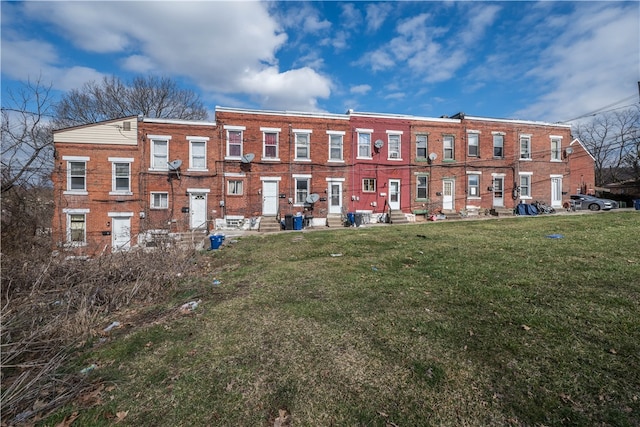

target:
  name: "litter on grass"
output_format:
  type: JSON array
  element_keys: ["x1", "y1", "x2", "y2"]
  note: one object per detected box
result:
[
  {"x1": 330, "y1": 253, "x2": 343, "y2": 257},
  {"x1": 80, "y1": 364, "x2": 97, "y2": 374},
  {"x1": 180, "y1": 300, "x2": 201, "y2": 312},
  {"x1": 546, "y1": 234, "x2": 564, "y2": 239},
  {"x1": 103, "y1": 321, "x2": 120, "y2": 333}
]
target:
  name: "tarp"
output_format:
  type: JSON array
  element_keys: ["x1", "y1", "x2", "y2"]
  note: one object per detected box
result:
[{"x1": 516, "y1": 203, "x2": 538, "y2": 216}]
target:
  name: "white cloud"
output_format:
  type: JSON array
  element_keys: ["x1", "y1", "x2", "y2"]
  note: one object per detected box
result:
[
  {"x1": 350, "y1": 84, "x2": 371, "y2": 95},
  {"x1": 365, "y1": 3, "x2": 392, "y2": 33},
  {"x1": 10, "y1": 1, "x2": 332, "y2": 111}
]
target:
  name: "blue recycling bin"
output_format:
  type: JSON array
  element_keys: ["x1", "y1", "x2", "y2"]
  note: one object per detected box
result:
[
  {"x1": 634, "y1": 199, "x2": 640, "y2": 210},
  {"x1": 209, "y1": 234, "x2": 224, "y2": 250},
  {"x1": 293, "y1": 215, "x2": 303, "y2": 230},
  {"x1": 347, "y1": 212, "x2": 355, "y2": 226}
]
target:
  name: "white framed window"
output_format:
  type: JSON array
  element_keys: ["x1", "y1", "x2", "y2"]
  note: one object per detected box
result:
[
  {"x1": 188, "y1": 137, "x2": 208, "y2": 170},
  {"x1": 357, "y1": 129, "x2": 372, "y2": 159},
  {"x1": 148, "y1": 135, "x2": 171, "y2": 170},
  {"x1": 362, "y1": 178, "x2": 376, "y2": 192},
  {"x1": 387, "y1": 131, "x2": 402, "y2": 160},
  {"x1": 63, "y1": 156, "x2": 89, "y2": 194},
  {"x1": 227, "y1": 180, "x2": 243, "y2": 195},
  {"x1": 327, "y1": 131, "x2": 344, "y2": 161},
  {"x1": 294, "y1": 130, "x2": 312, "y2": 161},
  {"x1": 443, "y1": 135, "x2": 454, "y2": 160},
  {"x1": 109, "y1": 157, "x2": 133, "y2": 195},
  {"x1": 293, "y1": 174, "x2": 311, "y2": 204},
  {"x1": 150, "y1": 192, "x2": 168, "y2": 209},
  {"x1": 520, "y1": 134, "x2": 532, "y2": 160},
  {"x1": 493, "y1": 133, "x2": 504, "y2": 158},
  {"x1": 63, "y1": 208, "x2": 89, "y2": 246},
  {"x1": 224, "y1": 125, "x2": 245, "y2": 159},
  {"x1": 416, "y1": 135, "x2": 428, "y2": 160},
  {"x1": 519, "y1": 173, "x2": 533, "y2": 199},
  {"x1": 467, "y1": 132, "x2": 479, "y2": 157},
  {"x1": 416, "y1": 175, "x2": 428, "y2": 200},
  {"x1": 261, "y1": 128, "x2": 280, "y2": 160},
  {"x1": 550, "y1": 136, "x2": 562, "y2": 161},
  {"x1": 468, "y1": 174, "x2": 481, "y2": 197}
]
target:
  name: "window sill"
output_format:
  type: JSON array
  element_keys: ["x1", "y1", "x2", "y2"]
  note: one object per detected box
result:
[
  {"x1": 550, "y1": 159, "x2": 562, "y2": 163},
  {"x1": 261, "y1": 158, "x2": 281, "y2": 162},
  {"x1": 150, "y1": 207, "x2": 168, "y2": 210},
  {"x1": 187, "y1": 168, "x2": 209, "y2": 172},
  {"x1": 294, "y1": 158, "x2": 311, "y2": 162},
  {"x1": 443, "y1": 159, "x2": 456, "y2": 163},
  {"x1": 328, "y1": 159, "x2": 345, "y2": 163},
  {"x1": 467, "y1": 196, "x2": 481, "y2": 200},
  {"x1": 519, "y1": 158, "x2": 532, "y2": 161},
  {"x1": 109, "y1": 191, "x2": 133, "y2": 196},
  {"x1": 64, "y1": 191, "x2": 88, "y2": 196},
  {"x1": 224, "y1": 156, "x2": 241, "y2": 161},
  {"x1": 148, "y1": 168, "x2": 169, "y2": 172},
  {"x1": 520, "y1": 196, "x2": 532, "y2": 200},
  {"x1": 387, "y1": 158, "x2": 403, "y2": 161},
  {"x1": 356, "y1": 156, "x2": 373, "y2": 160}
]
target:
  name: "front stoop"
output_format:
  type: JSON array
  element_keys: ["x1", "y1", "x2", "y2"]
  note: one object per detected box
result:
[
  {"x1": 259, "y1": 216, "x2": 282, "y2": 233},
  {"x1": 491, "y1": 207, "x2": 515, "y2": 217},
  {"x1": 326, "y1": 214, "x2": 344, "y2": 228},
  {"x1": 389, "y1": 210, "x2": 409, "y2": 224}
]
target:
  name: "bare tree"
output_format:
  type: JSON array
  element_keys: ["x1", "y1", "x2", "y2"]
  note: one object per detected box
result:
[
  {"x1": 54, "y1": 75, "x2": 209, "y2": 128},
  {"x1": 573, "y1": 105, "x2": 640, "y2": 185},
  {"x1": 1, "y1": 79, "x2": 55, "y2": 194}
]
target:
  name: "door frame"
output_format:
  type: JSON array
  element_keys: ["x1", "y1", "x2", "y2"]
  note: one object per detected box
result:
[
  {"x1": 326, "y1": 178, "x2": 344, "y2": 214},
  {"x1": 108, "y1": 212, "x2": 133, "y2": 252},
  {"x1": 261, "y1": 177, "x2": 281, "y2": 216},
  {"x1": 442, "y1": 179, "x2": 454, "y2": 211},
  {"x1": 388, "y1": 179, "x2": 400, "y2": 210},
  {"x1": 550, "y1": 175, "x2": 563, "y2": 207},
  {"x1": 492, "y1": 174, "x2": 505, "y2": 207},
  {"x1": 187, "y1": 188, "x2": 209, "y2": 229}
]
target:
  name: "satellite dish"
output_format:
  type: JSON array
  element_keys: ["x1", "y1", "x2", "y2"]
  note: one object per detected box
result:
[
  {"x1": 306, "y1": 193, "x2": 320, "y2": 204},
  {"x1": 374, "y1": 139, "x2": 384, "y2": 149},
  {"x1": 168, "y1": 159, "x2": 182, "y2": 170},
  {"x1": 241, "y1": 153, "x2": 255, "y2": 163},
  {"x1": 565, "y1": 147, "x2": 574, "y2": 154},
  {"x1": 428, "y1": 153, "x2": 438, "y2": 161}
]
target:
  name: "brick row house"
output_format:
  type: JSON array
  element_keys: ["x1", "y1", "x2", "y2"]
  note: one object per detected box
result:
[{"x1": 52, "y1": 107, "x2": 595, "y2": 255}]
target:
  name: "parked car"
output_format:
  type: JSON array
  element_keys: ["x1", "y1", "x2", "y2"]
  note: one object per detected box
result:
[{"x1": 570, "y1": 194, "x2": 613, "y2": 211}]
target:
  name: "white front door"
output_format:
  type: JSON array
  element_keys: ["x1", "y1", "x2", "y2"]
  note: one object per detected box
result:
[
  {"x1": 388, "y1": 179, "x2": 400, "y2": 210},
  {"x1": 551, "y1": 176, "x2": 563, "y2": 207},
  {"x1": 328, "y1": 182, "x2": 342, "y2": 214},
  {"x1": 112, "y1": 216, "x2": 131, "y2": 251},
  {"x1": 262, "y1": 180, "x2": 278, "y2": 215},
  {"x1": 443, "y1": 180, "x2": 454, "y2": 210},
  {"x1": 190, "y1": 193, "x2": 207, "y2": 229},
  {"x1": 493, "y1": 177, "x2": 504, "y2": 207}
]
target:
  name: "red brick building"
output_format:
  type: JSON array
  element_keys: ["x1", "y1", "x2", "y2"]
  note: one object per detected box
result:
[{"x1": 51, "y1": 107, "x2": 595, "y2": 255}]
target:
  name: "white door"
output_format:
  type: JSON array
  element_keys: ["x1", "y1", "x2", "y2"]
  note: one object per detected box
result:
[
  {"x1": 190, "y1": 193, "x2": 207, "y2": 229},
  {"x1": 493, "y1": 177, "x2": 504, "y2": 207},
  {"x1": 112, "y1": 216, "x2": 131, "y2": 251},
  {"x1": 551, "y1": 177, "x2": 563, "y2": 207},
  {"x1": 328, "y1": 182, "x2": 342, "y2": 214},
  {"x1": 262, "y1": 180, "x2": 278, "y2": 215},
  {"x1": 389, "y1": 179, "x2": 400, "y2": 210},
  {"x1": 443, "y1": 180, "x2": 454, "y2": 210}
]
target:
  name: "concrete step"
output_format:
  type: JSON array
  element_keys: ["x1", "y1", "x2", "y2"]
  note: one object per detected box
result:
[
  {"x1": 389, "y1": 210, "x2": 409, "y2": 224},
  {"x1": 259, "y1": 216, "x2": 282, "y2": 233},
  {"x1": 326, "y1": 214, "x2": 343, "y2": 228}
]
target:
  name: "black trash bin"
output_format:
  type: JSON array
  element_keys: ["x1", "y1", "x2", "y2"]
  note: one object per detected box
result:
[
  {"x1": 354, "y1": 213, "x2": 363, "y2": 227},
  {"x1": 284, "y1": 214, "x2": 294, "y2": 230}
]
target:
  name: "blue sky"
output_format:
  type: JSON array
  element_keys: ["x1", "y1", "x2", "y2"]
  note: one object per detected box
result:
[{"x1": 2, "y1": 1, "x2": 638, "y2": 123}]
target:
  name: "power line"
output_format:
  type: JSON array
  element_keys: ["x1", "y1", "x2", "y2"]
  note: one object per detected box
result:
[{"x1": 559, "y1": 96, "x2": 639, "y2": 123}]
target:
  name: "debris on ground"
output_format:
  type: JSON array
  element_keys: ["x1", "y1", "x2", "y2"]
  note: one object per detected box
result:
[
  {"x1": 273, "y1": 409, "x2": 291, "y2": 427},
  {"x1": 103, "y1": 321, "x2": 120, "y2": 333},
  {"x1": 546, "y1": 234, "x2": 564, "y2": 239},
  {"x1": 330, "y1": 253, "x2": 343, "y2": 257},
  {"x1": 80, "y1": 364, "x2": 97, "y2": 374},
  {"x1": 179, "y1": 300, "x2": 202, "y2": 313}
]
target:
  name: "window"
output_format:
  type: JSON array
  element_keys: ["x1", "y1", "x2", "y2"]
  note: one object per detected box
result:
[
  {"x1": 468, "y1": 174, "x2": 480, "y2": 197},
  {"x1": 520, "y1": 135, "x2": 531, "y2": 159},
  {"x1": 328, "y1": 131, "x2": 344, "y2": 161},
  {"x1": 112, "y1": 162, "x2": 131, "y2": 193},
  {"x1": 294, "y1": 130, "x2": 312, "y2": 160},
  {"x1": 416, "y1": 175, "x2": 428, "y2": 199},
  {"x1": 357, "y1": 130, "x2": 372, "y2": 158},
  {"x1": 493, "y1": 134, "x2": 504, "y2": 158},
  {"x1": 362, "y1": 178, "x2": 376, "y2": 192},
  {"x1": 551, "y1": 137, "x2": 561, "y2": 161},
  {"x1": 227, "y1": 180, "x2": 243, "y2": 195},
  {"x1": 263, "y1": 130, "x2": 279, "y2": 159},
  {"x1": 227, "y1": 130, "x2": 242, "y2": 158},
  {"x1": 151, "y1": 192, "x2": 168, "y2": 209},
  {"x1": 295, "y1": 177, "x2": 310, "y2": 204},
  {"x1": 416, "y1": 135, "x2": 428, "y2": 160},
  {"x1": 68, "y1": 161, "x2": 86, "y2": 191},
  {"x1": 467, "y1": 132, "x2": 479, "y2": 157},
  {"x1": 63, "y1": 208, "x2": 89, "y2": 245},
  {"x1": 150, "y1": 137, "x2": 170, "y2": 170},
  {"x1": 443, "y1": 135, "x2": 454, "y2": 160},
  {"x1": 388, "y1": 132, "x2": 401, "y2": 159},
  {"x1": 519, "y1": 174, "x2": 532, "y2": 198},
  {"x1": 189, "y1": 138, "x2": 208, "y2": 170}
]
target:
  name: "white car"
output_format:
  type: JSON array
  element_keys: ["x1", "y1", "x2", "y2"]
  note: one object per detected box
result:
[{"x1": 570, "y1": 195, "x2": 612, "y2": 211}]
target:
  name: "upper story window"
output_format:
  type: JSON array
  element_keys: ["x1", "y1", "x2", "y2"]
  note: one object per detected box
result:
[
  {"x1": 327, "y1": 131, "x2": 344, "y2": 162},
  {"x1": 109, "y1": 157, "x2": 133, "y2": 195},
  {"x1": 467, "y1": 132, "x2": 479, "y2": 157},
  {"x1": 493, "y1": 133, "x2": 504, "y2": 158},
  {"x1": 357, "y1": 129, "x2": 372, "y2": 159},
  {"x1": 224, "y1": 125, "x2": 245, "y2": 159},
  {"x1": 520, "y1": 134, "x2": 532, "y2": 160},
  {"x1": 362, "y1": 178, "x2": 376, "y2": 192},
  {"x1": 550, "y1": 136, "x2": 562, "y2": 161},
  {"x1": 416, "y1": 175, "x2": 428, "y2": 199},
  {"x1": 261, "y1": 128, "x2": 280, "y2": 160},
  {"x1": 416, "y1": 135, "x2": 428, "y2": 160},
  {"x1": 387, "y1": 131, "x2": 402, "y2": 160},
  {"x1": 63, "y1": 156, "x2": 89, "y2": 194},
  {"x1": 151, "y1": 192, "x2": 168, "y2": 209},
  {"x1": 443, "y1": 135, "x2": 454, "y2": 160},
  {"x1": 294, "y1": 129, "x2": 312, "y2": 161},
  {"x1": 148, "y1": 135, "x2": 171, "y2": 170},
  {"x1": 188, "y1": 137, "x2": 208, "y2": 170}
]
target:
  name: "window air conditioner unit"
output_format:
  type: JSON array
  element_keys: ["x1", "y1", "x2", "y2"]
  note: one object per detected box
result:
[{"x1": 389, "y1": 152, "x2": 399, "y2": 158}]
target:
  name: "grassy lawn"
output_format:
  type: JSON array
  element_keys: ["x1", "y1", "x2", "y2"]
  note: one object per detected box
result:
[{"x1": 44, "y1": 212, "x2": 639, "y2": 426}]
